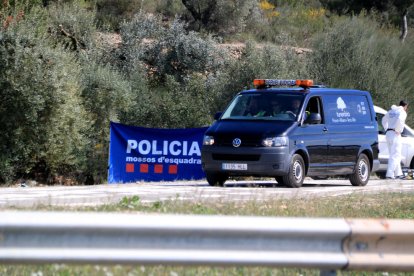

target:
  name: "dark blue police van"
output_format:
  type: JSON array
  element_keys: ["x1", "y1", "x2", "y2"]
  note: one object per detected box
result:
[{"x1": 201, "y1": 79, "x2": 380, "y2": 188}]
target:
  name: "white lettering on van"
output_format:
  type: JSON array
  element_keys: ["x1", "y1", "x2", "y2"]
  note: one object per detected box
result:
[
  {"x1": 336, "y1": 111, "x2": 351, "y2": 118},
  {"x1": 332, "y1": 117, "x2": 356, "y2": 123}
]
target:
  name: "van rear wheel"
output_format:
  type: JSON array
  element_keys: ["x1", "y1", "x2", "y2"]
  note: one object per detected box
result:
[
  {"x1": 283, "y1": 154, "x2": 305, "y2": 188},
  {"x1": 206, "y1": 173, "x2": 227, "y2": 187},
  {"x1": 349, "y1": 153, "x2": 370, "y2": 186}
]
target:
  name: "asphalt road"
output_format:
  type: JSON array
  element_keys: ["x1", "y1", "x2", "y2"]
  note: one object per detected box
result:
[{"x1": 0, "y1": 178, "x2": 413, "y2": 208}]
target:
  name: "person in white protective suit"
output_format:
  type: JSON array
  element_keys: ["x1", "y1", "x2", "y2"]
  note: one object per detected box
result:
[{"x1": 381, "y1": 100, "x2": 409, "y2": 179}]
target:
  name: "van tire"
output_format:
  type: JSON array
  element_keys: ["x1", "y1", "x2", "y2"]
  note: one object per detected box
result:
[
  {"x1": 283, "y1": 154, "x2": 305, "y2": 188},
  {"x1": 206, "y1": 173, "x2": 227, "y2": 187},
  {"x1": 349, "y1": 153, "x2": 370, "y2": 186}
]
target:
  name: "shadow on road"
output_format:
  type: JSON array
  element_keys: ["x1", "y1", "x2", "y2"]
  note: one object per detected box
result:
[
  {"x1": 158, "y1": 178, "x2": 354, "y2": 188},
  {"x1": 223, "y1": 180, "x2": 351, "y2": 188}
]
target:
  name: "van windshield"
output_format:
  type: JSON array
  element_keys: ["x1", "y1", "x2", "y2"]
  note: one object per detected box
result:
[{"x1": 221, "y1": 93, "x2": 305, "y2": 121}]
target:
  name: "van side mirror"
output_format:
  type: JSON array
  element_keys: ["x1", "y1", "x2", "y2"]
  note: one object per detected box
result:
[
  {"x1": 304, "y1": 113, "x2": 322, "y2": 124},
  {"x1": 214, "y1": 112, "x2": 222, "y2": 120}
]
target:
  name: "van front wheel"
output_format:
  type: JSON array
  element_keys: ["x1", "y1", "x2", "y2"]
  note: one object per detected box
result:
[
  {"x1": 349, "y1": 154, "x2": 370, "y2": 186},
  {"x1": 283, "y1": 154, "x2": 305, "y2": 188},
  {"x1": 206, "y1": 173, "x2": 227, "y2": 187}
]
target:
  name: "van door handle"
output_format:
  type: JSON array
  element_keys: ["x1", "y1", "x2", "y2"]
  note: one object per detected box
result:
[{"x1": 323, "y1": 127, "x2": 328, "y2": 132}]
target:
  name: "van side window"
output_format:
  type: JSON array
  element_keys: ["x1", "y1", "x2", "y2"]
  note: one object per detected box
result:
[
  {"x1": 323, "y1": 95, "x2": 371, "y2": 125},
  {"x1": 305, "y1": 96, "x2": 324, "y2": 124}
]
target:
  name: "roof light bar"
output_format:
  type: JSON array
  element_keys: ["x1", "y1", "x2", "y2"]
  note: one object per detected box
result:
[
  {"x1": 254, "y1": 79, "x2": 314, "y2": 89},
  {"x1": 296, "y1": 79, "x2": 314, "y2": 88}
]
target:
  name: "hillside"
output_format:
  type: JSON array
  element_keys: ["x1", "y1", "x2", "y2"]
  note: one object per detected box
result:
[{"x1": 0, "y1": 1, "x2": 413, "y2": 185}]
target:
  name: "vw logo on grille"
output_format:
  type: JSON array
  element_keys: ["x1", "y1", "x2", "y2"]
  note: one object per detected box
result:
[{"x1": 232, "y1": 138, "x2": 242, "y2": 147}]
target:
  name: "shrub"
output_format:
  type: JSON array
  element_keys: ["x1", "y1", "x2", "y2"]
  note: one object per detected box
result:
[
  {"x1": 46, "y1": 0, "x2": 97, "y2": 52},
  {"x1": 209, "y1": 0, "x2": 263, "y2": 36},
  {"x1": 120, "y1": 74, "x2": 214, "y2": 129},
  {"x1": 0, "y1": 7, "x2": 90, "y2": 183},
  {"x1": 210, "y1": 41, "x2": 308, "y2": 111},
  {"x1": 394, "y1": 35, "x2": 414, "y2": 125},
  {"x1": 247, "y1": 1, "x2": 328, "y2": 46},
  {"x1": 46, "y1": 1, "x2": 136, "y2": 184},
  {"x1": 118, "y1": 13, "x2": 232, "y2": 128},
  {"x1": 120, "y1": 14, "x2": 228, "y2": 83},
  {"x1": 79, "y1": 62, "x2": 134, "y2": 183},
  {"x1": 95, "y1": 0, "x2": 142, "y2": 31},
  {"x1": 308, "y1": 15, "x2": 406, "y2": 112}
]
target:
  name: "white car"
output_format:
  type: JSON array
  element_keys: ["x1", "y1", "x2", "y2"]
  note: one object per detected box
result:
[{"x1": 375, "y1": 105, "x2": 414, "y2": 175}]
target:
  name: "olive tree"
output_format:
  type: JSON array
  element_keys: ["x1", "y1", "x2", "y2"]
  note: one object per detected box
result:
[
  {"x1": 0, "y1": 7, "x2": 90, "y2": 183},
  {"x1": 308, "y1": 16, "x2": 405, "y2": 109},
  {"x1": 118, "y1": 13, "x2": 231, "y2": 128}
]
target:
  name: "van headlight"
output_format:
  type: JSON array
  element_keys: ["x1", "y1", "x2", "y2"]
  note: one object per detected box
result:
[
  {"x1": 262, "y1": 137, "x2": 288, "y2": 147},
  {"x1": 203, "y1": 135, "x2": 215, "y2": 146}
]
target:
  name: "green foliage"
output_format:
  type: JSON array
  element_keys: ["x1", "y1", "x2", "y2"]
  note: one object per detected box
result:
[
  {"x1": 95, "y1": 0, "x2": 143, "y2": 31},
  {"x1": 46, "y1": 1, "x2": 135, "y2": 184},
  {"x1": 321, "y1": 0, "x2": 414, "y2": 16},
  {"x1": 308, "y1": 16, "x2": 407, "y2": 112},
  {"x1": 154, "y1": 0, "x2": 185, "y2": 18},
  {"x1": 0, "y1": 1, "x2": 134, "y2": 184},
  {"x1": 244, "y1": 1, "x2": 328, "y2": 46},
  {"x1": 0, "y1": 0, "x2": 44, "y2": 15},
  {"x1": 94, "y1": 0, "x2": 186, "y2": 31},
  {"x1": 394, "y1": 36, "x2": 414, "y2": 125},
  {"x1": 118, "y1": 14, "x2": 231, "y2": 128},
  {"x1": 119, "y1": 195, "x2": 141, "y2": 209},
  {"x1": 46, "y1": 0, "x2": 97, "y2": 52},
  {"x1": 182, "y1": 0, "x2": 262, "y2": 36},
  {"x1": 118, "y1": 13, "x2": 308, "y2": 127},
  {"x1": 210, "y1": 41, "x2": 307, "y2": 110},
  {"x1": 320, "y1": 0, "x2": 414, "y2": 29},
  {"x1": 0, "y1": 6, "x2": 90, "y2": 182},
  {"x1": 120, "y1": 14, "x2": 228, "y2": 83},
  {"x1": 79, "y1": 61, "x2": 133, "y2": 183},
  {"x1": 1, "y1": 1, "x2": 414, "y2": 184}
]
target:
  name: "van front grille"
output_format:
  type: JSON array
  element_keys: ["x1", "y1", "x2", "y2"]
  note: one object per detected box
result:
[{"x1": 219, "y1": 141, "x2": 260, "y2": 147}]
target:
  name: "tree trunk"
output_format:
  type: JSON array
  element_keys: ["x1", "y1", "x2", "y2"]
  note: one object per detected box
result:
[
  {"x1": 400, "y1": 10, "x2": 408, "y2": 42},
  {"x1": 181, "y1": 0, "x2": 217, "y2": 31}
]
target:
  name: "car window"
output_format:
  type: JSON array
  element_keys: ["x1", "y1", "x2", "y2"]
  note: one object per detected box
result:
[
  {"x1": 402, "y1": 126, "x2": 414, "y2": 137},
  {"x1": 376, "y1": 113, "x2": 385, "y2": 134}
]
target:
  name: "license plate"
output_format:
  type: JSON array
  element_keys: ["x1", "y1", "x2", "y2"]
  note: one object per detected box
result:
[{"x1": 222, "y1": 163, "x2": 248, "y2": 170}]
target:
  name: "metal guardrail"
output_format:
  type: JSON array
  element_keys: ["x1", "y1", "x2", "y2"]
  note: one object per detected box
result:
[{"x1": 0, "y1": 212, "x2": 413, "y2": 272}]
